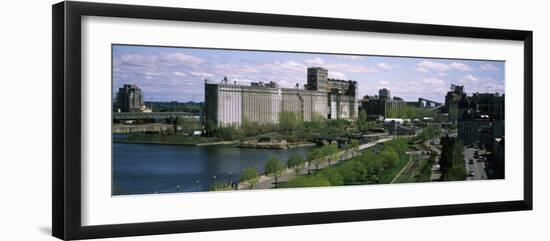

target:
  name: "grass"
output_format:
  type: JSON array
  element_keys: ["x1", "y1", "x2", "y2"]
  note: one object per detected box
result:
[
  {"x1": 279, "y1": 137, "x2": 416, "y2": 188},
  {"x1": 379, "y1": 147, "x2": 414, "y2": 184},
  {"x1": 393, "y1": 158, "x2": 429, "y2": 183}
]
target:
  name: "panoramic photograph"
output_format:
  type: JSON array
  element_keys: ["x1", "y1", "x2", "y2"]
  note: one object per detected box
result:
[{"x1": 111, "y1": 44, "x2": 505, "y2": 195}]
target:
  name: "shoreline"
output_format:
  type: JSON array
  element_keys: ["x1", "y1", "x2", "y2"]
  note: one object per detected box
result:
[
  {"x1": 114, "y1": 139, "x2": 317, "y2": 148},
  {"x1": 113, "y1": 139, "x2": 236, "y2": 146}
]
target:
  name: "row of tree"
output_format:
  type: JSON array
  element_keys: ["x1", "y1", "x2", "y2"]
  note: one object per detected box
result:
[
  {"x1": 439, "y1": 136, "x2": 467, "y2": 181},
  {"x1": 280, "y1": 138, "x2": 408, "y2": 188},
  {"x1": 205, "y1": 111, "x2": 369, "y2": 142},
  {"x1": 238, "y1": 140, "x2": 362, "y2": 190},
  {"x1": 385, "y1": 105, "x2": 440, "y2": 119}
]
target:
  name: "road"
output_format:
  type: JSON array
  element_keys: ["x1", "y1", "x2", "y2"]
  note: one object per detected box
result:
[{"x1": 464, "y1": 147, "x2": 488, "y2": 180}]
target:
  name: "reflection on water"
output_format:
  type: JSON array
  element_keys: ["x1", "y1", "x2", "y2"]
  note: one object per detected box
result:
[{"x1": 113, "y1": 143, "x2": 311, "y2": 195}]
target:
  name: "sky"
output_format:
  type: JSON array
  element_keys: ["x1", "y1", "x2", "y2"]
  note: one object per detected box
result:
[{"x1": 112, "y1": 45, "x2": 505, "y2": 103}]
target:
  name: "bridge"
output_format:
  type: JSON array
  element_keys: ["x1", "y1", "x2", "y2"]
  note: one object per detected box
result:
[{"x1": 418, "y1": 98, "x2": 443, "y2": 109}]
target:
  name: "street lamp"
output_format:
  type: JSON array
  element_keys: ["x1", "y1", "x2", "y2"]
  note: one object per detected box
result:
[
  {"x1": 195, "y1": 180, "x2": 200, "y2": 192},
  {"x1": 213, "y1": 175, "x2": 217, "y2": 189}
]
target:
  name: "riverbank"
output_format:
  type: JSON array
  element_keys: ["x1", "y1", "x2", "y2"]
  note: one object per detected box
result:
[
  {"x1": 114, "y1": 134, "x2": 234, "y2": 146},
  {"x1": 236, "y1": 141, "x2": 316, "y2": 150},
  {"x1": 115, "y1": 134, "x2": 318, "y2": 148}
]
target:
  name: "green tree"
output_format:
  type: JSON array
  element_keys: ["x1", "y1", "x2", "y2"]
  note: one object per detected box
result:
[
  {"x1": 357, "y1": 109, "x2": 369, "y2": 132},
  {"x1": 341, "y1": 159, "x2": 368, "y2": 184},
  {"x1": 444, "y1": 165, "x2": 467, "y2": 181},
  {"x1": 278, "y1": 111, "x2": 301, "y2": 132},
  {"x1": 380, "y1": 148, "x2": 399, "y2": 170},
  {"x1": 347, "y1": 139, "x2": 360, "y2": 158},
  {"x1": 307, "y1": 148, "x2": 324, "y2": 173},
  {"x1": 439, "y1": 136, "x2": 467, "y2": 180},
  {"x1": 287, "y1": 154, "x2": 306, "y2": 175},
  {"x1": 323, "y1": 144, "x2": 339, "y2": 166},
  {"x1": 306, "y1": 112, "x2": 327, "y2": 130},
  {"x1": 240, "y1": 166, "x2": 260, "y2": 189},
  {"x1": 265, "y1": 156, "x2": 285, "y2": 188},
  {"x1": 321, "y1": 168, "x2": 344, "y2": 186}
]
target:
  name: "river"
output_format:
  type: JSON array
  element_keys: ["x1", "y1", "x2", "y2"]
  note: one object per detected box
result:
[{"x1": 113, "y1": 142, "x2": 312, "y2": 195}]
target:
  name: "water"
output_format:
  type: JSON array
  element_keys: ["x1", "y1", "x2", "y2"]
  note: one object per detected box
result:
[{"x1": 112, "y1": 143, "x2": 312, "y2": 195}]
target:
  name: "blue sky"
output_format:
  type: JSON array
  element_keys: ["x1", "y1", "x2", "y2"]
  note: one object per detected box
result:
[{"x1": 113, "y1": 45, "x2": 504, "y2": 103}]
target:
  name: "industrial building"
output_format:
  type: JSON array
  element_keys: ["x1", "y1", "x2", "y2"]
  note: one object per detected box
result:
[
  {"x1": 444, "y1": 84, "x2": 466, "y2": 121},
  {"x1": 359, "y1": 88, "x2": 407, "y2": 119},
  {"x1": 204, "y1": 67, "x2": 358, "y2": 127}
]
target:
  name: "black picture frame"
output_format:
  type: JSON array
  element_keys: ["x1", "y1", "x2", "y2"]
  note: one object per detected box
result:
[{"x1": 52, "y1": 1, "x2": 533, "y2": 240}]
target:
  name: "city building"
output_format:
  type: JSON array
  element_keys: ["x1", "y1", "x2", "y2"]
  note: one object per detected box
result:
[
  {"x1": 470, "y1": 92, "x2": 505, "y2": 121},
  {"x1": 457, "y1": 112, "x2": 492, "y2": 146},
  {"x1": 444, "y1": 84, "x2": 466, "y2": 121},
  {"x1": 487, "y1": 137, "x2": 505, "y2": 179},
  {"x1": 204, "y1": 67, "x2": 357, "y2": 127},
  {"x1": 379, "y1": 88, "x2": 391, "y2": 99},
  {"x1": 115, "y1": 84, "x2": 151, "y2": 112},
  {"x1": 456, "y1": 90, "x2": 505, "y2": 146},
  {"x1": 359, "y1": 88, "x2": 407, "y2": 119}
]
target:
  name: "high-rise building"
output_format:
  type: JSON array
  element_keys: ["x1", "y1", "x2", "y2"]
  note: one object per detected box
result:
[
  {"x1": 379, "y1": 88, "x2": 391, "y2": 100},
  {"x1": 116, "y1": 84, "x2": 145, "y2": 112}
]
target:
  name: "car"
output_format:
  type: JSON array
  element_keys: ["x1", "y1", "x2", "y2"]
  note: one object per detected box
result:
[
  {"x1": 468, "y1": 159, "x2": 474, "y2": 165},
  {"x1": 468, "y1": 171, "x2": 475, "y2": 177}
]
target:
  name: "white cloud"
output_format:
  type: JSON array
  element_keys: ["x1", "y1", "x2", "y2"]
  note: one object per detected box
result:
[
  {"x1": 167, "y1": 52, "x2": 205, "y2": 66},
  {"x1": 450, "y1": 62, "x2": 474, "y2": 71},
  {"x1": 337, "y1": 55, "x2": 365, "y2": 60},
  {"x1": 480, "y1": 63, "x2": 499, "y2": 71},
  {"x1": 189, "y1": 71, "x2": 214, "y2": 77},
  {"x1": 172, "y1": 71, "x2": 188, "y2": 77},
  {"x1": 423, "y1": 78, "x2": 445, "y2": 85},
  {"x1": 377, "y1": 63, "x2": 394, "y2": 70},
  {"x1": 305, "y1": 57, "x2": 325, "y2": 65},
  {"x1": 437, "y1": 72, "x2": 447, "y2": 76},
  {"x1": 417, "y1": 61, "x2": 449, "y2": 72},
  {"x1": 263, "y1": 61, "x2": 306, "y2": 73},
  {"x1": 329, "y1": 71, "x2": 347, "y2": 80},
  {"x1": 416, "y1": 67, "x2": 429, "y2": 73},
  {"x1": 326, "y1": 63, "x2": 377, "y2": 73},
  {"x1": 416, "y1": 60, "x2": 473, "y2": 72},
  {"x1": 378, "y1": 80, "x2": 391, "y2": 86},
  {"x1": 461, "y1": 74, "x2": 479, "y2": 82}
]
